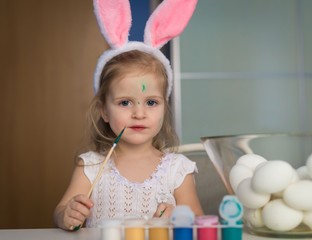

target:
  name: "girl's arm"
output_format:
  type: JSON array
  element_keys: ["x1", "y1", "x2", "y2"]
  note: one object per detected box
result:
[
  {"x1": 54, "y1": 163, "x2": 93, "y2": 230},
  {"x1": 174, "y1": 173, "x2": 204, "y2": 216}
]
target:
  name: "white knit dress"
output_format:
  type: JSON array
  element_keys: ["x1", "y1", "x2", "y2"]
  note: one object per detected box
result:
[{"x1": 79, "y1": 151, "x2": 197, "y2": 228}]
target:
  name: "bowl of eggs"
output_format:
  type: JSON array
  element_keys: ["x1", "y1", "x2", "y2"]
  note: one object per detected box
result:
[{"x1": 201, "y1": 133, "x2": 312, "y2": 237}]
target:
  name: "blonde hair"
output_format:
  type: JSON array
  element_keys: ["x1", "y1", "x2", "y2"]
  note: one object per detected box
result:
[{"x1": 86, "y1": 50, "x2": 179, "y2": 154}]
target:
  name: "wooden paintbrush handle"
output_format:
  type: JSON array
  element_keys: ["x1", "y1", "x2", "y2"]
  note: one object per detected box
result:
[{"x1": 87, "y1": 145, "x2": 115, "y2": 198}]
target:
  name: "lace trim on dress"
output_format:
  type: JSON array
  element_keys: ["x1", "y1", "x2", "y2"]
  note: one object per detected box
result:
[{"x1": 108, "y1": 154, "x2": 171, "y2": 187}]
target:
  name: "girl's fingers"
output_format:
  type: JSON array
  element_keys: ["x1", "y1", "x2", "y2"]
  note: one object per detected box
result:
[
  {"x1": 64, "y1": 195, "x2": 93, "y2": 230},
  {"x1": 160, "y1": 204, "x2": 174, "y2": 218},
  {"x1": 68, "y1": 205, "x2": 86, "y2": 222},
  {"x1": 70, "y1": 200, "x2": 91, "y2": 219},
  {"x1": 64, "y1": 207, "x2": 83, "y2": 229},
  {"x1": 154, "y1": 203, "x2": 166, "y2": 217},
  {"x1": 74, "y1": 194, "x2": 94, "y2": 208},
  {"x1": 65, "y1": 216, "x2": 82, "y2": 231},
  {"x1": 154, "y1": 203, "x2": 174, "y2": 218}
]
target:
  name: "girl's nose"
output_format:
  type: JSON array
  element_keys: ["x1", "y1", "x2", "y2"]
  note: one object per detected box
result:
[{"x1": 132, "y1": 103, "x2": 146, "y2": 119}]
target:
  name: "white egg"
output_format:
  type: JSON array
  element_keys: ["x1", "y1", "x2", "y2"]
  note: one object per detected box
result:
[
  {"x1": 236, "y1": 178, "x2": 270, "y2": 209},
  {"x1": 229, "y1": 164, "x2": 253, "y2": 193},
  {"x1": 251, "y1": 160, "x2": 294, "y2": 194},
  {"x1": 272, "y1": 170, "x2": 299, "y2": 198},
  {"x1": 296, "y1": 166, "x2": 311, "y2": 180},
  {"x1": 303, "y1": 210, "x2": 312, "y2": 230},
  {"x1": 283, "y1": 180, "x2": 312, "y2": 211},
  {"x1": 262, "y1": 199, "x2": 303, "y2": 231},
  {"x1": 236, "y1": 154, "x2": 267, "y2": 171},
  {"x1": 243, "y1": 207, "x2": 264, "y2": 228},
  {"x1": 307, "y1": 154, "x2": 312, "y2": 178}
]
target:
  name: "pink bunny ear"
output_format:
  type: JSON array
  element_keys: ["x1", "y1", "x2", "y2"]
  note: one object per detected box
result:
[
  {"x1": 93, "y1": 0, "x2": 131, "y2": 48},
  {"x1": 144, "y1": 0, "x2": 198, "y2": 49}
]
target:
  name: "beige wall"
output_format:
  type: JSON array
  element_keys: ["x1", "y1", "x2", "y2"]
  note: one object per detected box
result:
[{"x1": 0, "y1": 0, "x2": 108, "y2": 228}]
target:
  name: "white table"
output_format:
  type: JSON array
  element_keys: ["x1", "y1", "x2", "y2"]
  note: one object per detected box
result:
[{"x1": 1, "y1": 228, "x2": 312, "y2": 240}]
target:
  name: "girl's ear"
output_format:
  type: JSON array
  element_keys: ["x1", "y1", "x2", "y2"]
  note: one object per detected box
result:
[{"x1": 100, "y1": 105, "x2": 109, "y2": 123}]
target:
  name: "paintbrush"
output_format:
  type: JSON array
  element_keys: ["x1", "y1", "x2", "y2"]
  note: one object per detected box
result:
[
  {"x1": 87, "y1": 127, "x2": 125, "y2": 198},
  {"x1": 73, "y1": 127, "x2": 125, "y2": 231},
  {"x1": 159, "y1": 207, "x2": 167, "y2": 217}
]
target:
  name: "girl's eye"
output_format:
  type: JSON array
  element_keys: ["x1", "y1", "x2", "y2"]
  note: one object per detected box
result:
[
  {"x1": 146, "y1": 100, "x2": 157, "y2": 106},
  {"x1": 120, "y1": 100, "x2": 130, "y2": 106}
]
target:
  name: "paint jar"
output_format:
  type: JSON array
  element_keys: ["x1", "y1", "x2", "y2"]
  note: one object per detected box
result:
[
  {"x1": 220, "y1": 219, "x2": 243, "y2": 240},
  {"x1": 171, "y1": 205, "x2": 195, "y2": 240},
  {"x1": 124, "y1": 218, "x2": 146, "y2": 240},
  {"x1": 195, "y1": 215, "x2": 219, "y2": 240},
  {"x1": 173, "y1": 227, "x2": 194, "y2": 240},
  {"x1": 100, "y1": 218, "x2": 123, "y2": 240},
  {"x1": 147, "y1": 217, "x2": 170, "y2": 240},
  {"x1": 219, "y1": 195, "x2": 243, "y2": 240}
]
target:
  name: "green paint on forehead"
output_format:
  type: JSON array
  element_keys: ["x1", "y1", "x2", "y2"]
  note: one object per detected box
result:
[{"x1": 142, "y1": 82, "x2": 147, "y2": 92}]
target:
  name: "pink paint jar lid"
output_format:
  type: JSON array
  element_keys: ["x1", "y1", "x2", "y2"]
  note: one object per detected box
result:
[{"x1": 195, "y1": 215, "x2": 219, "y2": 226}]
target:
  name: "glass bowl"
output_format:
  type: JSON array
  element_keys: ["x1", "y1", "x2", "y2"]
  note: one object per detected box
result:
[{"x1": 201, "y1": 133, "x2": 312, "y2": 238}]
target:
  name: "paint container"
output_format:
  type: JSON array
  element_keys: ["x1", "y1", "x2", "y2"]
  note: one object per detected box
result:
[
  {"x1": 173, "y1": 227, "x2": 194, "y2": 240},
  {"x1": 171, "y1": 205, "x2": 195, "y2": 240},
  {"x1": 124, "y1": 218, "x2": 146, "y2": 240},
  {"x1": 219, "y1": 195, "x2": 243, "y2": 240},
  {"x1": 220, "y1": 219, "x2": 243, "y2": 240},
  {"x1": 100, "y1": 218, "x2": 123, "y2": 240},
  {"x1": 147, "y1": 217, "x2": 170, "y2": 240},
  {"x1": 195, "y1": 215, "x2": 219, "y2": 240}
]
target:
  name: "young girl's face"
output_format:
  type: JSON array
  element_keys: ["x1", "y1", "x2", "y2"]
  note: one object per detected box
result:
[{"x1": 101, "y1": 71, "x2": 166, "y2": 146}]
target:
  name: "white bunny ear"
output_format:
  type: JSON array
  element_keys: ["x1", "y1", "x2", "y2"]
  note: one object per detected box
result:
[
  {"x1": 93, "y1": 0, "x2": 131, "y2": 48},
  {"x1": 144, "y1": 0, "x2": 198, "y2": 49}
]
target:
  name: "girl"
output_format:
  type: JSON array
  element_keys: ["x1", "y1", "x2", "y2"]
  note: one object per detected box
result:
[
  {"x1": 54, "y1": 50, "x2": 203, "y2": 230},
  {"x1": 54, "y1": 0, "x2": 202, "y2": 231}
]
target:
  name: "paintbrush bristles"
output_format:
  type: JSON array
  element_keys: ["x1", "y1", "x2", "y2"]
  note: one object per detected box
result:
[{"x1": 114, "y1": 127, "x2": 125, "y2": 144}]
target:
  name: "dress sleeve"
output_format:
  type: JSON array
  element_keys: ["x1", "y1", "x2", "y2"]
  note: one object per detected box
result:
[
  {"x1": 169, "y1": 153, "x2": 198, "y2": 190},
  {"x1": 79, "y1": 151, "x2": 103, "y2": 183}
]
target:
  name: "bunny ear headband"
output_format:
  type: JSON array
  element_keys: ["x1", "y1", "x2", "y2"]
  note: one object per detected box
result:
[{"x1": 93, "y1": 0, "x2": 198, "y2": 99}]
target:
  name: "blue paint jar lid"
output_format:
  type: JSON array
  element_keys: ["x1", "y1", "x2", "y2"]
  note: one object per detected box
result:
[{"x1": 171, "y1": 205, "x2": 195, "y2": 227}]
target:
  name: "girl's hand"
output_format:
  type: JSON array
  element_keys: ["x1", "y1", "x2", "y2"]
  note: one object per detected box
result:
[
  {"x1": 153, "y1": 203, "x2": 174, "y2": 218},
  {"x1": 63, "y1": 194, "x2": 93, "y2": 230}
]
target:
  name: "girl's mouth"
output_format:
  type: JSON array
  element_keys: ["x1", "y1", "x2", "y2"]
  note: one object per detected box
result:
[{"x1": 129, "y1": 125, "x2": 146, "y2": 131}]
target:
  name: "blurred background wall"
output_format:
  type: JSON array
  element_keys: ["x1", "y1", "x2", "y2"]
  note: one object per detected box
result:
[
  {"x1": 0, "y1": 0, "x2": 106, "y2": 228},
  {"x1": 173, "y1": 0, "x2": 312, "y2": 143}
]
